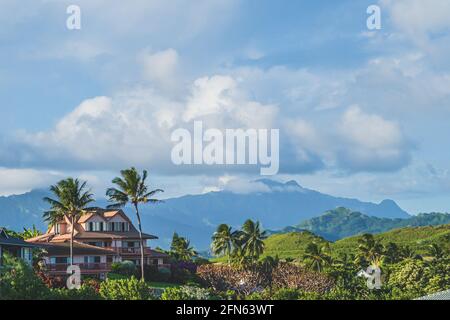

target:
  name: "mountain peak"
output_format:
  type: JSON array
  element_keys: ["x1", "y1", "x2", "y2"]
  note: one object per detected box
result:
[
  {"x1": 254, "y1": 179, "x2": 302, "y2": 190},
  {"x1": 285, "y1": 180, "x2": 301, "y2": 187}
]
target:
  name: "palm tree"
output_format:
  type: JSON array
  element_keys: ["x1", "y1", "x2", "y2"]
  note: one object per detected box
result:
[
  {"x1": 383, "y1": 242, "x2": 401, "y2": 264},
  {"x1": 428, "y1": 243, "x2": 444, "y2": 260},
  {"x1": 211, "y1": 224, "x2": 234, "y2": 264},
  {"x1": 401, "y1": 246, "x2": 422, "y2": 260},
  {"x1": 43, "y1": 178, "x2": 94, "y2": 266},
  {"x1": 106, "y1": 167, "x2": 163, "y2": 281},
  {"x1": 356, "y1": 234, "x2": 384, "y2": 267},
  {"x1": 170, "y1": 233, "x2": 197, "y2": 261},
  {"x1": 241, "y1": 219, "x2": 267, "y2": 263},
  {"x1": 303, "y1": 242, "x2": 332, "y2": 272}
]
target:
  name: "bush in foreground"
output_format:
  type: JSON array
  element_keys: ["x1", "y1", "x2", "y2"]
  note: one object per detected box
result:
[
  {"x1": 161, "y1": 285, "x2": 213, "y2": 300},
  {"x1": 99, "y1": 277, "x2": 156, "y2": 300}
]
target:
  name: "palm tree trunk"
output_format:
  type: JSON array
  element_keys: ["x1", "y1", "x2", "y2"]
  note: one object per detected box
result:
[
  {"x1": 70, "y1": 216, "x2": 75, "y2": 266},
  {"x1": 134, "y1": 203, "x2": 145, "y2": 282}
]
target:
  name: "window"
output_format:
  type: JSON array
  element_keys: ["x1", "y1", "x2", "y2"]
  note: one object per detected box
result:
[
  {"x1": 50, "y1": 257, "x2": 68, "y2": 264},
  {"x1": 84, "y1": 256, "x2": 101, "y2": 264},
  {"x1": 87, "y1": 222, "x2": 105, "y2": 232},
  {"x1": 21, "y1": 248, "x2": 32, "y2": 264}
]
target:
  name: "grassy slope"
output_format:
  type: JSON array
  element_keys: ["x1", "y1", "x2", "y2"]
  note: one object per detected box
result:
[
  {"x1": 257, "y1": 224, "x2": 450, "y2": 260},
  {"x1": 332, "y1": 224, "x2": 450, "y2": 256},
  {"x1": 262, "y1": 231, "x2": 330, "y2": 260}
]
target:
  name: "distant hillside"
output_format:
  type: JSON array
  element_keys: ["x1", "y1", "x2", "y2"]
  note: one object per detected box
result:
[
  {"x1": 296, "y1": 208, "x2": 450, "y2": 241},
  {"x1": 333, "y1": 224, "x2": 450, "y2": 256},
  {"x1": 260, "y1": 224, "x2": 450, "y2": 261}
]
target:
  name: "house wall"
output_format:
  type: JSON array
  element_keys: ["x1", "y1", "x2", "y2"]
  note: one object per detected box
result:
[{"x1": 107, "y1": 215, "x2": 127, "y2": 223}]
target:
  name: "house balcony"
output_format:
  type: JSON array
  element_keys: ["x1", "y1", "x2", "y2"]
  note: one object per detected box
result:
[{"x1": 105, "y1": 246, "x2": 154, "y2": 255}]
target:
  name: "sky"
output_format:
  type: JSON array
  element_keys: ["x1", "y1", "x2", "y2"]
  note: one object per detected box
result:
[{"x1": 1, "y1": 0, "x2": 450, "y2": 214}]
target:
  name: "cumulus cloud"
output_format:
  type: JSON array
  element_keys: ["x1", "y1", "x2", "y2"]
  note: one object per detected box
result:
[
  {"x1": 335, "y1": 106, "x2": 411, "y2": 172},
  {"x1": 138, "y1": 48, "x2": 179, "y2": 90},
  {"x1": 0, "y1": 168, "x2": 63, "y2": 196}
]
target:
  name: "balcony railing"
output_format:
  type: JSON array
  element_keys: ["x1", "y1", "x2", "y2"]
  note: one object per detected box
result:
[
  {"x1": 105, "y1": 246, "x2": 154, "y2": 254},
  {"x1": 46, "y1": 263, "x2": 112, "y2": 273}
]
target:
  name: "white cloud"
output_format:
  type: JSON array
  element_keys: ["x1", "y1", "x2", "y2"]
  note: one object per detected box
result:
[
  {"x1": 138, "y1": 48, "x2": 179, "y2": 89},
  {"x1": 335, "y1": 105, "x2": 411, "y2": 172},
  {"x1": 382, "y1": 0, "x2": 450, "y2": 39},
  {"x1": 0, "y1": 168, "x2": 63, "y2": 196}
]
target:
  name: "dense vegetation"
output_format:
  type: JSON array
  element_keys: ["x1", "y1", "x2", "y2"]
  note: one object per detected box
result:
[{"x1": 294, "y1": 207, "x2": 450, "y2": 241}]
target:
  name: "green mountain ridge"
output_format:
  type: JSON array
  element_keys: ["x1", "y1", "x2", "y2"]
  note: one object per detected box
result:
[{"x1": 271, "y1": 207, "x2": 450, "y2": 241}]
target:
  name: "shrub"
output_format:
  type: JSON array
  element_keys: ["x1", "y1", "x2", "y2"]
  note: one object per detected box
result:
[
  {"x1": 170, "y1": 261, "x2": 198, "y2": 284},
  {"x1": 161, "y1": 285, "x2": 212, "y2": 300},
  {"x1": 111, "y1": 261, "x2": 137, "y2": 277},
  {"x1": 51, "y1": 284, "x2": 101, "y2": 300},
  {"x1": 143, "y1": 265, "x2": 171, "y2": 282},
  {"x1": 0, "y1": 255, "x2": 51, "y2": 300},
  {"x1": 271, "y1": 288, "x2": 301, "y2": 300},
  {"x1": 99, "y1": 277, "x2": 156, "y2": 300}
]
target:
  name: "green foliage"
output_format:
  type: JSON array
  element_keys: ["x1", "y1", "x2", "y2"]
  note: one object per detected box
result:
[
  {"x1": 0, "y1": 255, "x2": 51, "y2": 300},
  {"x1": 303, "y1": 242, "x2": 332, "y2": 272},
  {"x1": 386, "y1": 258, "x2": 450, "y2": 297},
  {"x1": 99, "y1": 277, "x2": 156, "y2": 300},
  {"x1": 161, "y1": 285, "x2": 212, "y2": 300},
  {"x1": 271, "y1": 288, "x2": 301, "y2": 300},
  {"x1": 51, "y1": 285, "x2": 100, "y2": 300},
  {"x1": 111, "y1": 261, "x2": 137, "y2": 277},
  {"x1": 170, "y1": 233, "x2": 197, "y2": 261}
]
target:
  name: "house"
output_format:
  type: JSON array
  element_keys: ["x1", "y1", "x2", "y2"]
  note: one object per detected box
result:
[
  {"x1": 0, "y1": 227, "x2": 37, "y2": 266},
  {"x1": 27, "y1": 208, "x2": 170, "y2": 278}
]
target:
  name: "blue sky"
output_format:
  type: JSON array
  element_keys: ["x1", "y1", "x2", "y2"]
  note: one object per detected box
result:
[{"x1": 1, "y1": 0, "x2": 450, "y2": 214}]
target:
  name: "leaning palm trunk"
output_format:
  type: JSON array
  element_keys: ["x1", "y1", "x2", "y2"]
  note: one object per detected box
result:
[{"x1": 134, "y1": 204, "x2": 145, "y2": 281}]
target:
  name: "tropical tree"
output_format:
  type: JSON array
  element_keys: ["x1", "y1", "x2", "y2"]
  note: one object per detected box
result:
[
  {"x1": 427, "y1": 243, "x2": 444, "y2": 260},
  {"x1": 383, "y1": 242, "x2": 402, "y2": 264},
  {"x1": 170, "y1": 233, "x2": 197, "y2": 261},
  {"x1": 211, "y1": 224, "x2": 234, "y2": 264},
  {"x1": 356, "y1": 234, "x2": 384, "y2": 267},
  {"x1": 303, "y1": 242, "x2": 332, "y2": 272},
  {"x1": 21, "y1": 225, "x2": 42, "y2": 240},
  {"x1": 401, "y1": 246, "x2": 422, "y2": 260},
  {"x1": 240, "y1": 219, "x2": 267, "y2": 263},
  {"x1": 106, "y1": 167, "x2": 163, "y2": 281},
  {"x1": 43, "y1": 178, "x2": 94, "y2": 265}
]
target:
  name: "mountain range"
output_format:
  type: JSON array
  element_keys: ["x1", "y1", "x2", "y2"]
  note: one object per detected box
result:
[
  {"x1": 270, "y1": 207, "x2": 450, "y2": 241},
  {"x1": 0, "y1": 179, "x2": 412, "y2": 249}
]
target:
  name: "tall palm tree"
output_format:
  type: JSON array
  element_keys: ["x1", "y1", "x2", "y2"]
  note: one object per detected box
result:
[
  {"x1": 106, "y1": 167, "x2": 163, "y2": 281},
  {"x1": 241, "y1": 219, "x2": 267, "y2": 263},
  {"x1": 43, "y1": 178, "x2": 94, "y2": 266},
  {"x1": 428, "y1": 243, "x2": 444, "y2": 260},
  {"x1": 356, "y1": 234, "x2": 384, "y2": 267},
  {"x1": 170, "y1": 232, "x2": 197, "y2": 261},
  {"x1": 211, "y1": 224, "x2": 234, "y2": 264},
  {"x1": 303, "y1": 242, "x2": 332, "y2": 272}
]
